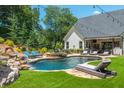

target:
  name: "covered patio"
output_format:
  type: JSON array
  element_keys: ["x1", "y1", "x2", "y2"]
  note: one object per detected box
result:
[{"x1": 84, "y1": 37, "x2": 123, "y2": 55}]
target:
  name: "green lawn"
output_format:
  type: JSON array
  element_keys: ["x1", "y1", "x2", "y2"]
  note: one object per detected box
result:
[
  {"x1": 88, "y1": 60, "x2": 100, "y2": 66},
  {"x1": 4, "y1": 56, "x2": 124, "y2": 88}
]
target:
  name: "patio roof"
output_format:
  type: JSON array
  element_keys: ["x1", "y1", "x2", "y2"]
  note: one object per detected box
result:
[{"x1": 64, "y1": 9, "x2": 124, "y2": 41}]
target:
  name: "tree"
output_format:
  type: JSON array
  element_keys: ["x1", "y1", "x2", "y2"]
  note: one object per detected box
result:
[
  {"x1": 0, "y1": 5, "x2": 77, "y2": 50},
  {"x1": 44, "y1": 6, "x2": 77, "y2": 49},
  {"x1": 0, "y1": 5, "x2": 42, "y2": 48}
]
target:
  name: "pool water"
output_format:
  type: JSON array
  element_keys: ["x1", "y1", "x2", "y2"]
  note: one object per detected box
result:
[{"x1": 29, "y1": 57, "x2": 100, "y2": 70}]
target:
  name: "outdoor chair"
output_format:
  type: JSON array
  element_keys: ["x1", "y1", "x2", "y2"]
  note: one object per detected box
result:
[
  {"x1": 30, "y1": 51, "x2": 42, "y2": 58},
  {"x1": 99, "y1": 50, "x2": 110, "y2": 56},
  {"x1": 23, "y1": 51, "x2": 31, "y2": 58},
  {"x1": 82, "y1": 50, "x2": 89, "y2": 55},
  {"x1": 75, "y1": 59, "x2": 117, "y2": 78},
  {"x1": 90, "y1": 50, "x2": 98, "y2": 55}
]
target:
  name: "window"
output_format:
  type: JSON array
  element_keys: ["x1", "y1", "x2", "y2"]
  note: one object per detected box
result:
[
  {"x1": 79, "y1": 41, "x2": 82, "y2": 48},
  {"x1": 66, "y1": 42, "x2": 69, "y2": 49}
]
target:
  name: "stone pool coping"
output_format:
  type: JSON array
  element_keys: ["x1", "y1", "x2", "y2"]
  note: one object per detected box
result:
[
  {"x1": 27, "y1": 54, "x2": 117, "y2": 79},
  {"x1": 28, "y1": 53, "x2": 103, "y2": 63}
]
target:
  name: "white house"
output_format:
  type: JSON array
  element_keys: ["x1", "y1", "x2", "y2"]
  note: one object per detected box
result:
[
  {"x1": 63, "y1": 9, "x2": 124, "y2": 55},
  {"x1": 64, "y1": 29, "x2": 84, "y2": 49}
]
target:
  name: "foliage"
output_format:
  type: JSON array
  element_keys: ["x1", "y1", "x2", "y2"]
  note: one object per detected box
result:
[
  {"x1": 55, "y1": 42, "x2": 63, "y2": 50},
  {"x1": 46, "y1": 52, "x2": 67, "y2": 57},
  {"x1": 39, "y1": 47, "x2": 47, "y2": 54},
  {"x1": 47, "y1": 49, "x2": 54, "y2": 52},
  {"x1": 0, "y1": 6, "x2": 42, "y2": 48},
  {"x1": 44, "y1": 6, "x2": 77, "y2": 49},
  {"x1": 20, "y1": 46, "x2": 27, "y2": 51},
  {"x1": 29, "y1": 47, "x2": 36, "y2": 51},
  {"x1": 0, "y1": 37, "x2": 5, "y2": 43},
  {"x1": 54, "y1": 52, "x2": 67, "y2": 57},
  {"x1": 4, "y1": 39, "x2": 14, "y2": 46},
  {"x1": 0, "y1": 5, "x2": 77, "y2": 49},
  {"x1": 63, "y1": 49, "x2": 83, "y2": 54},
  {"x1": 15, "y1": 47, "x2": 22, "y2": 53},
  {"x1": 0, "y1": 61, "x2": 6, "y2": 65}
]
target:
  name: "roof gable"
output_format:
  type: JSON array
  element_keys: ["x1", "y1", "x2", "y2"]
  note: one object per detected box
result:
[{"x1": 63, "y1": 26, "x2": 84, "y2": 41}]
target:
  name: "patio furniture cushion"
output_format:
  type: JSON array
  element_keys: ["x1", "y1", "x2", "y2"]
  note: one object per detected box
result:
[
  {"x1": 103, "y1": 51, "x2": 109, "y2": 55},
  {"x1": 90, "y1": 50, "x2": 98, "y2": 55},
  {"x1": 83, "y1": 51, "x2": 88, "y2": 54},
  {"x1": 77, "y1": 63, "x2": 96, "y2": 70}
]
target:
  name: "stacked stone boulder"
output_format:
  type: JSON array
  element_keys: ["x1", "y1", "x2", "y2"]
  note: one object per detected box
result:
[{"x1": 0, "y1": 58, "x2": 20, "y2": 87}]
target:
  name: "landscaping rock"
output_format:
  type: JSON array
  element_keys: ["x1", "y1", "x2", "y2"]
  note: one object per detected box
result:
[
  {"x1": 20, "y1": 64, "x2": 30, "y2": 70},
  {"x1": 0, "y1": 65, "x2": 19, "y2": 87},
  {"x1": 0, "y1": 78, "x2": 7, "y2": 87}
]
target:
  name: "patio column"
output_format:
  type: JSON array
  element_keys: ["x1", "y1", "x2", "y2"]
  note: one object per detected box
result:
[
  {"x1": 82, "y1": 40, "x2": 85, "y2": 50},
  {"x1": 122, "y1": 36, "x2": 124, "y2": 55},
  {"x1": 99, "y1": 40, "x2": 102, "y2": 50},
  {"x1": 112, "y1": 38, "x2": 115, "y2": 55}
]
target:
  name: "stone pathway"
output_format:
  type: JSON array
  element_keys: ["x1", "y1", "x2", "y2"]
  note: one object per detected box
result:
[{"x1": 66, "y1": 69, "x2": 100, "y2": 79}]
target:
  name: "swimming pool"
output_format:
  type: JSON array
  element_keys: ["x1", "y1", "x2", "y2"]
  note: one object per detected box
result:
[{"x1": 29, "y1": 57, "x2": 100, "y2": 70}]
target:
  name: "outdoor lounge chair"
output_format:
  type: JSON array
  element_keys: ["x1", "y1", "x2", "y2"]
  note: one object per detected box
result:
[
  {"x1": 30, "y1": 51, "x2": 42, "y2": 58},
  {"x1": 23, "y1": 51, "x2": 30, "y2": 58},
  {"x1": 99, "y1": 50, "x2": 110, "y2": 56},
  {"x1": 82, "y1": 50, "x2": 89, "y2": 55},
  {"x1": 90, "y1": 50, "x2": 98, "y2": 55},
  {"x1": 75, "y1": 60, "x2": 117, "y2": 78}
]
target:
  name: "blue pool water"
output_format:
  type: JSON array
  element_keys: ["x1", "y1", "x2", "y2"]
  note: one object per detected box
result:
[{"x1": 29, "y1": 57, "x2": 100, "y2": 70}]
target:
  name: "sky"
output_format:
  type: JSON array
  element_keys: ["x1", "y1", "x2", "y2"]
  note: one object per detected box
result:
[{"x1": 32, "y1": 5, "x2": 124, "y2": 28}]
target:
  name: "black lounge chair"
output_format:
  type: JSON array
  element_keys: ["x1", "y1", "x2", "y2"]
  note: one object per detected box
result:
[{"x1": 75, "y1": 60, "x2": 117, "y2": 78}]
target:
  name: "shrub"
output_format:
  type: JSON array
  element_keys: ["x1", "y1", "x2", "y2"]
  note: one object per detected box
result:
[
  {"x1": 55, "y1": 42, "x2": 63, "y2": 50},
  {"x1": 15, "y1": 47, "x2": 22, "y2": 53},
  {"x1": 20, "y1": 46, "x2": 27, "y2": 51},
  {"x1": 48, "y1": 49, "x2": 54, "y2": 52},
  {"x1": 0, "y1": 61, "x2": 6, "y2": 65},
  {"x1": 0, "y1": 37, "x2": 5, "y2": 43},
  {"x1": 55, "y1": 52, "x2": 67, "y2": 57},
  {"x1": 46, "y1": 52, "x2": 67, "y2": 57},
  {"x1": 29, "y1": 47, "x2": 36, "y2": 51},
  {"x1": 4, "y1": 40, "x2": 14, "y2": 46},
  {"x1": 39, "y1": 47, "x2": 47, "y2": 54},
  {"x1": 63, "y1": 49, "x2": 83, "y2": 54}
]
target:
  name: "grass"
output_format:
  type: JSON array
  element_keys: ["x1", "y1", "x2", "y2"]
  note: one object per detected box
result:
[
  {"x1": 4, "y1": 56, "x2": 124, "y2": 88},
  {"x1": 88, "y1": 60, "x2": 100, "y2": 66},
  {"x1": 0, "y1": 61, "x2": 6, "y2": 65}
]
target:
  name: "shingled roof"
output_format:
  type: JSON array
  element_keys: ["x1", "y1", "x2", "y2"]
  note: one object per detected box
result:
[{"x1": 64, "y1": 9, "x2": 124, "y2": 41}]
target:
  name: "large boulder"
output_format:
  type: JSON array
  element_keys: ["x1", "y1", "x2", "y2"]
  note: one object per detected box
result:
[
  {"x1": 0, "y1": 65, "x2": 19, "y2": 87},
  {"x1": 0, "y1": 65, "x2": 12, "y2": 87}
]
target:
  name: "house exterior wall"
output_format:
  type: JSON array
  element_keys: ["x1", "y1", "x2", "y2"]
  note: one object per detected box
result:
[{"x1": 64, "y1": 32, "x2": 84, "y2": 49}]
